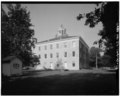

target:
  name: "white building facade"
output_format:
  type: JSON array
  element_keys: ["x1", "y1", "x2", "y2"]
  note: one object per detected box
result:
[{"x1": 33, "y1": 25, "x2": 89, "y2": 70}]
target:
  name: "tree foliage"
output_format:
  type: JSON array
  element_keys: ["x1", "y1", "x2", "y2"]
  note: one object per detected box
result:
[
  {"x1": 100, "y1": 55, "x2": 111, "y2": 67},
  {"x1": 2, "y1": 4, "x2": 37, "y2": 66},
  {"x1": 89, "y1": 46, "x2": 111, "y2": 67},
  {"x1": 89, "y1": 47, "x2": 101, "y2": 67},
  {"x1": 77, "y1": 2, "x2": 119, "y2": 66},
  {"x1": 54, "y1": 59, "x2": 65, "y2": 70}
]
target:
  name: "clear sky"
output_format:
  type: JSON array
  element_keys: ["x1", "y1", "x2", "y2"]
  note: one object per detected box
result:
[{"x1": 22, "y1": 4, "x2": 103, "y2": 48}]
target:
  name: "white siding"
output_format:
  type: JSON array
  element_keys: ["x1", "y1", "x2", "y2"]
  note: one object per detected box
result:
[{"x1": 33, "y1": 38, "x2": 80, "y2": 70}]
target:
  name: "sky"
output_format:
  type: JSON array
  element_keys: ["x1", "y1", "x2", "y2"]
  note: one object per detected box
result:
[{"x1": 22, "y1": 4, "x2": 103, "y2": 48}]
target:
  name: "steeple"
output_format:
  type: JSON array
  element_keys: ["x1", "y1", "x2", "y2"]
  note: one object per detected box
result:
[{"x1": 56, "y1": 24, "x2": 68, "y2": 38}]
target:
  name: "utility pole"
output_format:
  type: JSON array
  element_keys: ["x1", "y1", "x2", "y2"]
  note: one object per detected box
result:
[{"x1": 96, "y1": 52, "x2": 98, "y2": 69}]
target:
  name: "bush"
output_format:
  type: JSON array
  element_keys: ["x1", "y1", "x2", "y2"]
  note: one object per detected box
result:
[{"x1": 54, "y1": 59, "x2": 65, "y2": 70}]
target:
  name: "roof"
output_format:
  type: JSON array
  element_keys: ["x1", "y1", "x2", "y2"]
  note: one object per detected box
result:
[
  {"x1": 2, "y1": 56, "x2": 21, "y2": 62},
  {"x1": 36, "y1": 35, "x2": 89, "y2": 49},
  {"x1": 3, "y1": 56, "x2": 17, "y2": 61},
  {"x1": 79, "y1": 36, "x2": 89, "y2": 49},
  {"x1": 37, "y1": 35, "x2": 78, "y2": 44}
]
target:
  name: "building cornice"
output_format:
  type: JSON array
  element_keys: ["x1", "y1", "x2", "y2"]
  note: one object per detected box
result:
[
  {"x1": 35, "y1": 36, "x2": 89, "y2": 49},
  {"x1": 36, "y1": 36, "x2": 79, "y2": 45}
]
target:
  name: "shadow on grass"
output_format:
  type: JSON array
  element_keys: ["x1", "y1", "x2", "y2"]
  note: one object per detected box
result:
[{"x1": 2, "y1": 71, "x2": 118, "y2": 95}]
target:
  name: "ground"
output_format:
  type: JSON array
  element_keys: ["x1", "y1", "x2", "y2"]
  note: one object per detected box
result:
[{"x1": 2, "y1": 69, "x2": 118, "y2": 95}]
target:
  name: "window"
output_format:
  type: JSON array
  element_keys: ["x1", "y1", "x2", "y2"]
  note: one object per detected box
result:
[
  {"x1": 39, "y1": 55, "x2": 41, "y2": 59},
  {"x1": 56, "y1": 43, "x2": 59, "y2": 48},
  {"x1": 72, "y1": 41, "x2": 76, "y2": 47},
  {"x1": 13, "y1": 63, "x2": 19, "y2": 69},
  {"x1": 72, "y1": 51, "x2": 75, "y2": 57},
  {"x1": 45, "y1": 45, "x2": 47, "y2": 50},
  {"x1": 57, "y1": 64, "x2": 59, "y2": 67},
  {"x1": 72, "y1": 62, "x2": 75, "y2": 67},
  {"x1": 64, "y1": 42, "x2": 67, "y2": 48},
  {"x1": 50, "y1": 44, "x2": 53, "y2": 49},
  {"x1": 45, "y1": 54, "x2": 47, "y2": 58},
  {"x1": 64, "y1": 62, "x2": 67, "y2": 69},
  {"x1": 64, "y1": 52, "x2": 67, "y2": 57},
  {"x1": 50, "y1": 53, "x2": 53, "y2": 58},
  {"x1": 56, "y1": 53, "x2": 59, "y2": 58},
  {"x1": 39, "y1": 47, "x2": 41, "y2": 51},
  {"x1": 50, "y1": 62, "x2": 53, "y2": 69}
]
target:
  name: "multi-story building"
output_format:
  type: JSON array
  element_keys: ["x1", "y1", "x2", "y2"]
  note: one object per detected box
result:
[{"x1": 33, "y1": 25, "x2": 89, "y2": 70}]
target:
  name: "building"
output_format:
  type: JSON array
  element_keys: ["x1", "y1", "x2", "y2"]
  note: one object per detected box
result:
[
  {"x1": 2, "y1": 56, "x2": 22, "y2": 76},
  {"x1": 33, "y1": 25, "x2": 89, "y2": 70}
]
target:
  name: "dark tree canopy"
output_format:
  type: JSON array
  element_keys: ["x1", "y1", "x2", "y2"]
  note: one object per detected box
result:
[
  {"x1": 77, "y1": 2, "x2": 119, "y2": 66},
  {"x1": 2, "y1": 4, "x2": 37, "y2": 66},
  {"x1": 89, "y1": 46, "x2": 111, "y2": 67},
  {"x1": 89, "y1": 47, "x2": 100, "y2": 67}
]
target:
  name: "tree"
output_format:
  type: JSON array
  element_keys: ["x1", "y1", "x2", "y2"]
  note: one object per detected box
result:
[
  {"x1": 54, "y1": 59, "x2": 65, "y2": 70},
  {"x1": 2, "y1": 6, "x2": 11, "y2": 58},
  {"x1": 89, "y1": 47, "x2": 101, "y2": 67},
  {"x1": 89, "y1": 46, "x2": 111, "y2": 68},
  {"x1": 100, "y1": 55, "x2": 111, "y2": 67},
  {"x1": 77, "y1": 2, "x2": 119, "y2": 66},
  {"x1": 31, "y1": 55, "x2": 40, "y2": 66},
  {"x1": 2, "y1": 4, "x2": 36, "y2": 66}
]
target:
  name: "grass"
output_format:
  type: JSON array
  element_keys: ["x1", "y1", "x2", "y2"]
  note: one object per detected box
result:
[{"x1": 2, "y1": 69, "x2": 118, "y2": 95}]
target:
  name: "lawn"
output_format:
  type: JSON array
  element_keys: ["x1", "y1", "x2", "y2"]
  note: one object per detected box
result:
[{"x1": 2, "y1": 69, "x2": 119, "y2": 95}]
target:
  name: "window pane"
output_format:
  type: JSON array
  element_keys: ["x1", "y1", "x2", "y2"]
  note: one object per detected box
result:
[
  {"x1": 72, "y1": 62, "x2": 75, "y2": 67},
  {"x1": 50, "y1": 53, "x2": 53, "y2": 58},
  {"x1": 73, "y1": 51, "x2": 75, "y2": 57},
  {"x1": 56, "y1": 43, "x2": 59, "y2": 48},
  {"x1": 56, "y1": 53, "x2": 59, "y2": 58},
  {"x1": 45, "y1": 45, "x2": 47, "y2": 50},
  {"x1": 39, "y1": 47, "x2": 41, "y2": 51},
  {"x1": 64, "y1": 52, "x2": 67, "y2": 57},
  {"x1": 72, "y1": 41, "x2": 76, "y2": 47},
  {"x1": 64, "y1": 42, "x2": 67, "y2": 48},
  {"x1": 50, "y1": 44, "x2": 53, "y2": 49},
  {"x1": 50, "y1": 62, "x2": 53, "y2": 69},
  {"x1": 13, "y1": 63, "x2": 19, "y2": 69},
  {"x1": 64, "y1": 62, "x2": 67, "y2": 69},
  {"x1": 39, "y1": 55, "x2": 41, "y2": 59},
  {"x1": 45, "y1": 54, "x2": 47, "y2": 58}
]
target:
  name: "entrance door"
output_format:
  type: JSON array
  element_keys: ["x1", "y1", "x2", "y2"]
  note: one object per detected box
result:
[
  {"x1": 64, "y1": 62, "x2": 67, "y2": 69},
  {"x1": 50, "y1": 62, "x2": 54, "y2": 69}
]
